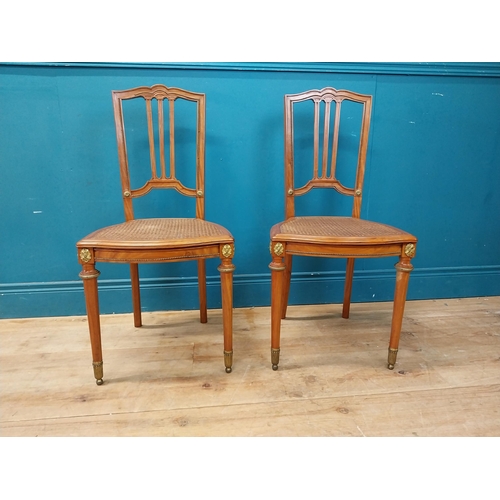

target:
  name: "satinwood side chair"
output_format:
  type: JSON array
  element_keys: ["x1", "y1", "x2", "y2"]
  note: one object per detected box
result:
[
  {"x1": 77, "y1": 85, "x2": 235, "y2": 385},
  {"x1": 269, "y1": 88, "x2": 417, "y2": 371}
]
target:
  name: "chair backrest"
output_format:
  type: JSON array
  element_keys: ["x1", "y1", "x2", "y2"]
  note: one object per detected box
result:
[
  {"x1": 284, "y1": 88, "x2": 372, "y2": 219},
  {"x1": 112, "y1": 84, "x2": 206, "y2": 221}
]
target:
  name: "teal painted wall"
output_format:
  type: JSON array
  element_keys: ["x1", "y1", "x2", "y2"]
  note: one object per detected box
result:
[{"x1": 1, "y1": 63, "x2": 499, "y2": 318}]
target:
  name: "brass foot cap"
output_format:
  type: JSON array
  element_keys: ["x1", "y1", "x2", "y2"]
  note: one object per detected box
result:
[
  {"x1": 272, "y1": 364, "x2": 279, "y2": 371},
  {"x1": 387, "y1": 364, "x2": 395, "y2": 370},
  {"x1": 225, "y1": 367, "x2": 232, "y2": 374},
  {"x1": 96, "y1": 378, "x2": 104, "y2": 385}
]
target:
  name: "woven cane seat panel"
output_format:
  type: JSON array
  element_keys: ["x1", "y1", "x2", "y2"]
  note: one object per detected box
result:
[
  {"x1": 80, "y1": 218, "x2": 233, "y2": 248},
  {"x1": 277, "y1": 216, "x2": 414, "y2": 243}
]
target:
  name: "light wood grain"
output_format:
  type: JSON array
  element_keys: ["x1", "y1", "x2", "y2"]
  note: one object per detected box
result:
[{"x1": 1, "y1": 297, "x2": 499, "y2": 436}]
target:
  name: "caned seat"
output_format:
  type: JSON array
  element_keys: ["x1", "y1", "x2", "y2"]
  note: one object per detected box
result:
[
  {"x1": 77, "y1": 85, "x2": 235, "y2": 385},
  {"x1": 79, "y1": 219, "x2": 233, "y2": 250},
  {"x1": 269, "y1": 87, "x2": 417, "y2": 371},
  {"x1": 273, "y1": 216, "x2": 414, "y2": 245}
]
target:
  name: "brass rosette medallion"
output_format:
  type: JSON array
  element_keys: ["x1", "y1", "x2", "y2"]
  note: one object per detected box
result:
[
  {"x1": 79, "y1": 248, "x2": 92, "y2": 263},
  {"x1": 221, "y1": 244, "x2": 234, "y2": 258},
  {"x1": 272, "y1": 242, "x2": 284, "y2": 256},
  {"x1": 404, "y1": 243, "x2": 416, "y2": 258}
]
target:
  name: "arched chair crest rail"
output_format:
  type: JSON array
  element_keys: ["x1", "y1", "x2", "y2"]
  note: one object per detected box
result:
[
  {"x1": 269, "y1": 87, "x2": 417, "y2": 371},
  {"x1": 77, "y1": 85, "x2": 235, "y2": 385}
]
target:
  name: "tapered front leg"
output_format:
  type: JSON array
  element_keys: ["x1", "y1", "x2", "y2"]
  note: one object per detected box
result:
[
  {"x1": 79, "y1": 261, "x2": 104, "y2": 385},
  {"x1": 270, "y1": 242, "x2": 286, "y2": 370},
  {"x1": 388, "y1": 249, "x2": 414, "y2": 369},
  {"x1": 218, "y1": 244, "x2": 235, "y2": 373}
]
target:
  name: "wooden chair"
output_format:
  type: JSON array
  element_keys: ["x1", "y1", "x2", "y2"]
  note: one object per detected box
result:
[
  {"x1": 77, "y1": 85, "x2": 235, "y2": 385},
  {"x1": 269, "y1": 87, "x2": 417, "y2": 371}
]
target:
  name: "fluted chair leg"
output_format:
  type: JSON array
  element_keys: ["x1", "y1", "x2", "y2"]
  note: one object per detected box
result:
[
  {"x1": 218, "y1": 247, "x2": 235, "y2": 373},
  {"x1": 388, "y1": 256, "x2": 414, "y2": 369},
  {"x1": 270, "y1": 250, "x2": 286, "y2": 370},
  {"x1": 80, "y1": 264, "x2": 104, "y2": 385}
]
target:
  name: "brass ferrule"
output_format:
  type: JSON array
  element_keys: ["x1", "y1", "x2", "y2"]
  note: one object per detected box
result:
[
  {"x1": 224, "y1": 350, "x2": 233, "y2": 369},
  {"x1": 92, "y1": 361, "x2": 104, "y2": 380},
  {"x1": 271, "y1": 348, "x2": 280, "y2": 366},
  {"x1": 387, "y1": 348, "x2": 398, "y2": 369}
]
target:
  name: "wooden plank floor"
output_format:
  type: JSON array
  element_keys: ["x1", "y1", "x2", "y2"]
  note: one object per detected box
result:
[{"x1": 1, "y1": 297, "x2": 499, "y2": 436}]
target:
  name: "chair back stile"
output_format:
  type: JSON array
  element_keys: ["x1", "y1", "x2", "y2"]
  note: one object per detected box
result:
[
  {"x1": 284, "y1": 88, "x2": 372, "y2": 220},
  {"x1": 111, "y1": 85, "x2": 206, "y2": 222}
]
